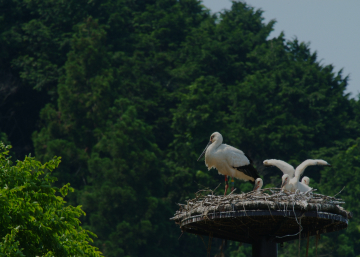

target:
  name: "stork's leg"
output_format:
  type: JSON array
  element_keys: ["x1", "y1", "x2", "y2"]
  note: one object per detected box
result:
[
  {"x1": 231, "y1": 177, "x2": 234, "y2": 192},
  {"x1": 224, "y1": 175, "x2": 229, "y2": 195}
]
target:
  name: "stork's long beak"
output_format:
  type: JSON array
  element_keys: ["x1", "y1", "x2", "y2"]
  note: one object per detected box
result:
[
  {"x1": 281, "y1": 180, "x2": 286, "y2": 189},
  {"x1": 326, "y1": 163, "x2": 332, "y2": 167},
  {"x1": 253, "y1": 183, "x2": 259, "y2": 191},
  {"x1": 197, "y1": 141, "x2": 212, "y2": 161}
]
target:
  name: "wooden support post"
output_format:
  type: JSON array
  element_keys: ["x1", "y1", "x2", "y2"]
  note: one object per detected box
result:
[
  {"x1": 252, "y1": 237, "x2": 278, "y2": 257},
  {"x1": 306, "y1": 231, "x2": 310, "y2": 257},
  {"x1": 207, "y1": 233, "x2": 213, "y2": 257}
]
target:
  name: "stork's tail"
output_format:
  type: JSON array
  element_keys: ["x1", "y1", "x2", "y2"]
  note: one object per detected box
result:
[{"x1": 234, "y1": 164, "x2": 260, "y2": 184}]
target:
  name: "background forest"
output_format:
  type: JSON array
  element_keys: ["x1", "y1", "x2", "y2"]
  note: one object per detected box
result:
[{"x1": 1, "y1": 0, "x2": 360, "y2": 256}]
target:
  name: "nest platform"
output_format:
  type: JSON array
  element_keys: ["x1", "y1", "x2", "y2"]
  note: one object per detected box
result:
[{"x1": 171, "y1": 188, "x2": 351, "y2": 245}]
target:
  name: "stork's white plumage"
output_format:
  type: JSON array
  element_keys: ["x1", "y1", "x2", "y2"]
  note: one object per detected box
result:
[
  {"x1": 263, "y1": 159, "x2": 295, "y2": 192},
  {"x1": 253, "y1": 178, "x2": 263, "y2": 193},
  {"x1": 301, "y1": 176, "x2": 310, "y2": 186},
  {"x1": 263, "y1": 159, "x2": 295, "y2": 177},
  {"x1": 289, "y1": 159, "x2": 331, "y2": 193},
  {"x1": 281, "y1": 174, "x2": 292, "y2": 192},
  {"x1": 264, "y1": 159, "x2": 330, "y2": 193},
  {"x1": 197, "y1": 132, "x2": 260, "y2": 195}
]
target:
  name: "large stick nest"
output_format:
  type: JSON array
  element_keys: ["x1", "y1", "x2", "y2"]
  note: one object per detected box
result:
[{"x1": 171, "y1": 187, "x2": 352, "y2": 222}]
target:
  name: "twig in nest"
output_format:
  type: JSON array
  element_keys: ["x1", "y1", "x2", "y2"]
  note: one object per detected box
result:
[
  {"x1": 333, "y1": 186, "x2": 345, "y2": 197},
  {"x1": 212, "y1": 183, "x2": 221, "y2": 195}
]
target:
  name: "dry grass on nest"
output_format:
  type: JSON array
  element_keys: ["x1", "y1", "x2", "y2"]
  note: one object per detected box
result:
[{"x1": 171, "y1": 186, "x2": 351, "y2": 221}]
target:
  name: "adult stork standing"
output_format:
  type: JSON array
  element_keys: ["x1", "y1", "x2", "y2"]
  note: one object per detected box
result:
[
  {"x1": 263, "y1": 159, "x2": 331, "y2": 193},
  {"x1": 197, "y1": 132, "x2": 260, "y2": 195}
]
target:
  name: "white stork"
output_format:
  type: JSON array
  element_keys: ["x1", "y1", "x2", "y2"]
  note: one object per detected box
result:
[
  {"x1": 301, "y1": 176, "x2": 310, "y2": 186},
  {"x1": 263, "y1": 159, "x2": 330, "y2": 193},
  {"x1": 289, "y1": 159, "x2": 330, "y2": 193},
  {"x1": 253, "y1": 178, "x2": 263, "y2": 194},
  {"x1": 263, "y1": 159, "x2": 295, "y2": 192},
  {"x1": 280, "y1": 174, "x2": 293, "y2": 192},
  {"x1": 197, "y1": 132, "x2": 260, "y2": 195}
]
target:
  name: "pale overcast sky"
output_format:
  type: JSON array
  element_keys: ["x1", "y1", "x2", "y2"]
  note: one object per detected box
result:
[{"x1": 201, "y1": 0, "x2": 360, "y2": 98}]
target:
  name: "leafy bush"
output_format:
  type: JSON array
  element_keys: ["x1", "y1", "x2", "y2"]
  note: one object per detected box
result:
[{"x1": 0, "y1": 143, "x2": 102, "y2": 256}]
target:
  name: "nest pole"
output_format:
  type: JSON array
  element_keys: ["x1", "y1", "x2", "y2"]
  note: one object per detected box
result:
[{"x1": 252, "y1": 237, "x2": 278, "y2": 257}]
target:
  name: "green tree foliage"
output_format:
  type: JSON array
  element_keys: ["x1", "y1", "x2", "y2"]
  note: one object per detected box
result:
[
  {"x1": 310, "y1": 139, "x2": 360, "y2": 256},
  {"x1": 32, "y1": 3, "x2": 208, "y2": 254},
  {"x1": 1, "y1": 0, "x2": 360, "y2": 256},
  {"x1": 80, "y1": 102, "x2": 165, "y2": 256},
  {"x1": 0, "y1": 143, "x2": 102, "y2": 256},
  {"x1": 33, "y1": 17, "x2": 113, "y2": 190}
]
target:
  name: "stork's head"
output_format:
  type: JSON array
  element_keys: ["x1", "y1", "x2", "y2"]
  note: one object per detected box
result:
[
  {"x1": 210, "y1": 132, "x2": 222, "y2": 143},
  {"x1": 281, "y1": 174, "x2": 290, "y2": 189},
  {"x1": 253, "y1": 178, "x2": 263, "y2": 192},
  {"x1": 197, "y1": 132, "x2": 223, "y2": 161},
  {"x1": 301, "y1": 176, "x2": 310, "y2": 186}
]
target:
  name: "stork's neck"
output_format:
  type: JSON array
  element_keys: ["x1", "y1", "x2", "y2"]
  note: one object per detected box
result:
[
  {"x1": 208, "y1": 139, "x2": 221, "y2": 152},
  {"x1": 210, "y1": 140, "x2": 222, "y2": 150}
]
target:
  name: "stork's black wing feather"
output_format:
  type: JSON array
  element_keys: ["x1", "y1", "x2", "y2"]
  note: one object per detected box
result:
[{"x1": 233, "y1": 164, "x2": 260, "y2": 184}]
